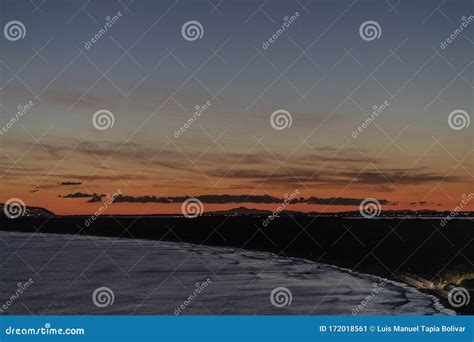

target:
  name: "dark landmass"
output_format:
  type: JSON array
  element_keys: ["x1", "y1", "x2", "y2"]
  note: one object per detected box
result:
[
  {"x1": 0, "y1": 204, "x2": 472, "y2": 313},
  {"x1": 205, "y1": 206, "x2": 474, "y2": 218},
  {"x1": 2, "y1": 204, "x2": 473, "y2": 218},
  {"x1": 0, "y1": 204, "x2": 55, "y2": 217}
]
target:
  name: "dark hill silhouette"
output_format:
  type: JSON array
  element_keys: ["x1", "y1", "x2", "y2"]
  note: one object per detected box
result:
[
  {"x1": 2, "y1": 203, "x2": 472, "y2": 218},
  {"x1": 0, "y1": 204, "x2": 55, "y2": 218}
]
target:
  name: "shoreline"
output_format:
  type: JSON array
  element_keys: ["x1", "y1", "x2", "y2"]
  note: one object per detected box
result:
[
  {"x1": 0, "y1": 230, "x2": 454, "y2": 315},
  {"x1": 0, "y1": 215, "x2": 472, "y2": 314}
]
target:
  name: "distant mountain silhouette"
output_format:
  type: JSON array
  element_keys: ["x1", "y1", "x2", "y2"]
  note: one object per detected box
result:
[
  {"x1": 0, "y1": 204, "x2": 55, "y2": 218},
  {"x1": 1, "y1": 204, "x2": 472, "y2": 218},
  {"x1": 204, "y1": 207, "x2": 473, "y2": 218},
  {"x1": 204, "y1": 206, "x2": 308, "y2": 216}
]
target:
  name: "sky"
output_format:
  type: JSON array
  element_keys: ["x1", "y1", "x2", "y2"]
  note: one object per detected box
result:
[{"x1": 0, "y1": 0, "x2": 473, "y2": 215}]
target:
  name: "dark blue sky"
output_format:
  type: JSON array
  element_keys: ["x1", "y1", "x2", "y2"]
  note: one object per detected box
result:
[{"x1": 0, "y1": 0, "x2": 472, "y2": 214}]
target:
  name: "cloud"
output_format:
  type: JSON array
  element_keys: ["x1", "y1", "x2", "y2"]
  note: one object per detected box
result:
[
  {"x1": 111, "y1": 194, "x2": 284, "y2": 204},
  {"x1": 338, "y1": 170, "x2": 461, "y2": 185},
  {"x1": 59, "y1": 181, "x2": 82, "y2": 186},
  {"x1": 207, "y1": 168, "x2": 461, "y2": 188},
  {"x1": 3, "y1": 137, "x2": 463, "y2": 198},
  {"x1": 87, "y1": 193, "x2": 105, "y2": 203},
  {"x1": 305, "y1": 197, "x2": 393, "y2": 205},
  {"x1": 409, "y1": 201, "x2": 430, "y2": 206},
  {"x1": 61, "y1": 192, "x2": 106, "y2": 202},
  {"x1": 2, "y1": 138, "x2": 378, "y2": 174},
  {"x1": 61, "y1": 192, "x2": 92, "y2": 198},
  {"x1": 68, "y1": 193, "x2": 392, "y2": 206}
]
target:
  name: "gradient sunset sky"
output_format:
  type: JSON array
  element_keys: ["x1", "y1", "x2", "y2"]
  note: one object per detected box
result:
[{"x1": 1, "y1": 0, "x2": 472, "y2": 215}]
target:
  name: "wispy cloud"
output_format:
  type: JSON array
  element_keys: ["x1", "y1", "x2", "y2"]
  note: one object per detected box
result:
[
  {"x1": 59, "y1": 181, "x2": 82, "y2": 186},
  {"x1": 61, "y1": 192, "x2": 93, "y2": 198}
]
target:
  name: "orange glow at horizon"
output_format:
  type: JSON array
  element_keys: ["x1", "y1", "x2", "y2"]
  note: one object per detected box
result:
[{"x1": 3, "y1": 188, "x2": 472, "y2": 216}]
